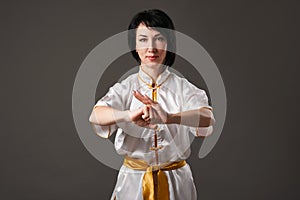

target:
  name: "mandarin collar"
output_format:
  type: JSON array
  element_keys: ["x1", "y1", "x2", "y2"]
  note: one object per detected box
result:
[{"x1": 138, "y1": 66, "x2": 171, "y2": 86}]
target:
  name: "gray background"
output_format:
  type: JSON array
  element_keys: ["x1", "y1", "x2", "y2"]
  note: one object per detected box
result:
[{"x1": 1, "y1": 0, "x2": 299, "y2": 199}]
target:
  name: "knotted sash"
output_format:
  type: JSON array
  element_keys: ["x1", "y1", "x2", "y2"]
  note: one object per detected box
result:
[{"x1": 124, "y1": 156, "x2": 186, "y2": 200}]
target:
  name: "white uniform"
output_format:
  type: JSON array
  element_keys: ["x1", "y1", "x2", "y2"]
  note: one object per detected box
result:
[{"x1": 91, "y1": 66, "x2": 213, "y2": 200}]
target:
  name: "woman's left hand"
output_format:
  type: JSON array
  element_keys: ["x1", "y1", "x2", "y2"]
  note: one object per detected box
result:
[{"x1": 133, "y1": 90, "x2": 168, "y2": 124}]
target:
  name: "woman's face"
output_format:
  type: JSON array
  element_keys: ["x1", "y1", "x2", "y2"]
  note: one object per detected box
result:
[{"x1": 136, "y1": 23, "x2": 167, "y2": 67}]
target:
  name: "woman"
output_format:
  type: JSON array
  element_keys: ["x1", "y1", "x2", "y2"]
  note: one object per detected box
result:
[{"x1": 89, "y1": 9, "x2": 215, "y2": 200}]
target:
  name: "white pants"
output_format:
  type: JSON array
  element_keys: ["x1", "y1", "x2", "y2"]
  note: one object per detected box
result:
[{"x1": 110, "y1": 163, "x2": 197, "y2": 200}]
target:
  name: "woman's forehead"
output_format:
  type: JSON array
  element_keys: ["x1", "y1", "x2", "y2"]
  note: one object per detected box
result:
[{"x1": 136, "y1": 24, "x2": 162, "y2": 36}]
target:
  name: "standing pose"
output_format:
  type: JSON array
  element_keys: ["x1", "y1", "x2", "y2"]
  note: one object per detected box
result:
[{"x1": 89, "y1": 9, "x2": 215, "y2": 200}]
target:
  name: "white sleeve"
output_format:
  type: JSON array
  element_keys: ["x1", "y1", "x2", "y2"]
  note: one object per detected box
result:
[
  {"x1": 90, "y1": 82, "x2": 127, "y2": 138},
  {"x1": 182, "y1": 80, "x2": 214, "y2": 137}
]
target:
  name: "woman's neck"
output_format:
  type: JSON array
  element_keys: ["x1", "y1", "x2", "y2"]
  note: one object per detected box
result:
[{"x1": 141, "y1": 64, "x2": 165, "y2": 82}]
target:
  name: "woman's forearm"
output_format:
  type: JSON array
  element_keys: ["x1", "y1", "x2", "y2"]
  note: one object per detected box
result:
[
  {"x1": 89, "y1": 106, "x2": 130, "y2": 126},
  {"x1": 166, "y1": 107, "x2": 215, "y2": 127}
]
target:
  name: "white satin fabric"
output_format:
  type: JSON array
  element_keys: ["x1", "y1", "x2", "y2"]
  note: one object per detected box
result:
[{"x1": 91, "y1": 66, "x2": 214, "y2": 200}]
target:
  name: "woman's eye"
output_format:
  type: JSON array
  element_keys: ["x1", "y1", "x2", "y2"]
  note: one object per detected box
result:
[
  {"x1": 139, "y1": 38, "x2": 147, "y2": 42},
  {"x1": 157, "y1": 37, "x2": 165, "y2": 41}
]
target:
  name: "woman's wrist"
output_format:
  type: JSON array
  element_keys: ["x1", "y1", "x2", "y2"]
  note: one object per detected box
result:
[
  {"x1": 111, "y1": 110, "x2": 131, "y2": 123},
  {"x1": 121, "y1": 110, "x2": 132, "y2": 122},
  {"x1": 166, "y1": 113, "x2": 181, "y2": 124}
]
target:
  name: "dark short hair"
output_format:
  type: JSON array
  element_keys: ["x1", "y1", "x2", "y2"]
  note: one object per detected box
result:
[{"x1": 128, "y1": 9, "x2": 176, "y2": 67}]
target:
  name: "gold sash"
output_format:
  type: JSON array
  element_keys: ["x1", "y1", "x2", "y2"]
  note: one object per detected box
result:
[{"x1": 124, "y1": 156, "x2": 186, "y2": 200}]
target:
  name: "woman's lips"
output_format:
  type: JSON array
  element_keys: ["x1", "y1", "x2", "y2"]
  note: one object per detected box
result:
[{"x1": 146, "y1": 56, "x2": 159, "y2": 61}]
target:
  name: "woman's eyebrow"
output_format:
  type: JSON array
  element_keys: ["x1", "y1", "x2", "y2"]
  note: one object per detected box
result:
[
  {"x1": 154, "y1": 33, "x2": 163, "y2": 37},
  {"x1": 137, "y1": 33, "x2": 163, "y2": 37}
]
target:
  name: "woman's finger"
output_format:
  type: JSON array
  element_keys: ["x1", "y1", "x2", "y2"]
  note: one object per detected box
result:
[
  {"x1": 133, "y1": 91, "x2": 148, "y2": 104},
  {"x1": 129, "y1": 107, "x2": 143, "y2": 121},
  {"x1": 142, "y1": 106, "x2": 150, "y2": 120},
  {"x1": 134, "y1": 118, "x2": 157, "y2": 130},
  {"x1": 149, "y1": 106, "x2": 154, "y2": 123},
  {"x1": 135, "y1": 120, "x2": 148, "y2": 127},
  {"x1": 133, "y1": 91, "x2": 153, "y2": 105},
  {"x1": 143, "y1": 94, "x2": 157, "y2": 104}
]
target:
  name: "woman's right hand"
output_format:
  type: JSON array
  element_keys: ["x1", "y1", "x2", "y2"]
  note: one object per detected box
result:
[{"x1": 128, "y1": 107, "x2": 157, "y2": 129}]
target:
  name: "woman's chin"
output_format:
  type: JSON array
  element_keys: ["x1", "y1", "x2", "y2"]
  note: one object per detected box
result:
[{"x1": 142, "y1": 62, "x2": 165, "y2": 68}]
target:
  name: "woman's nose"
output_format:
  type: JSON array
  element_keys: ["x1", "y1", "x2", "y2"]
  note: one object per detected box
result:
[
  {"x1": 147, "y1": 39, "x2": 157, "y2": 51},
  {"x1": 148, "y1": 40, "x2": 156, "y2": 49}
]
